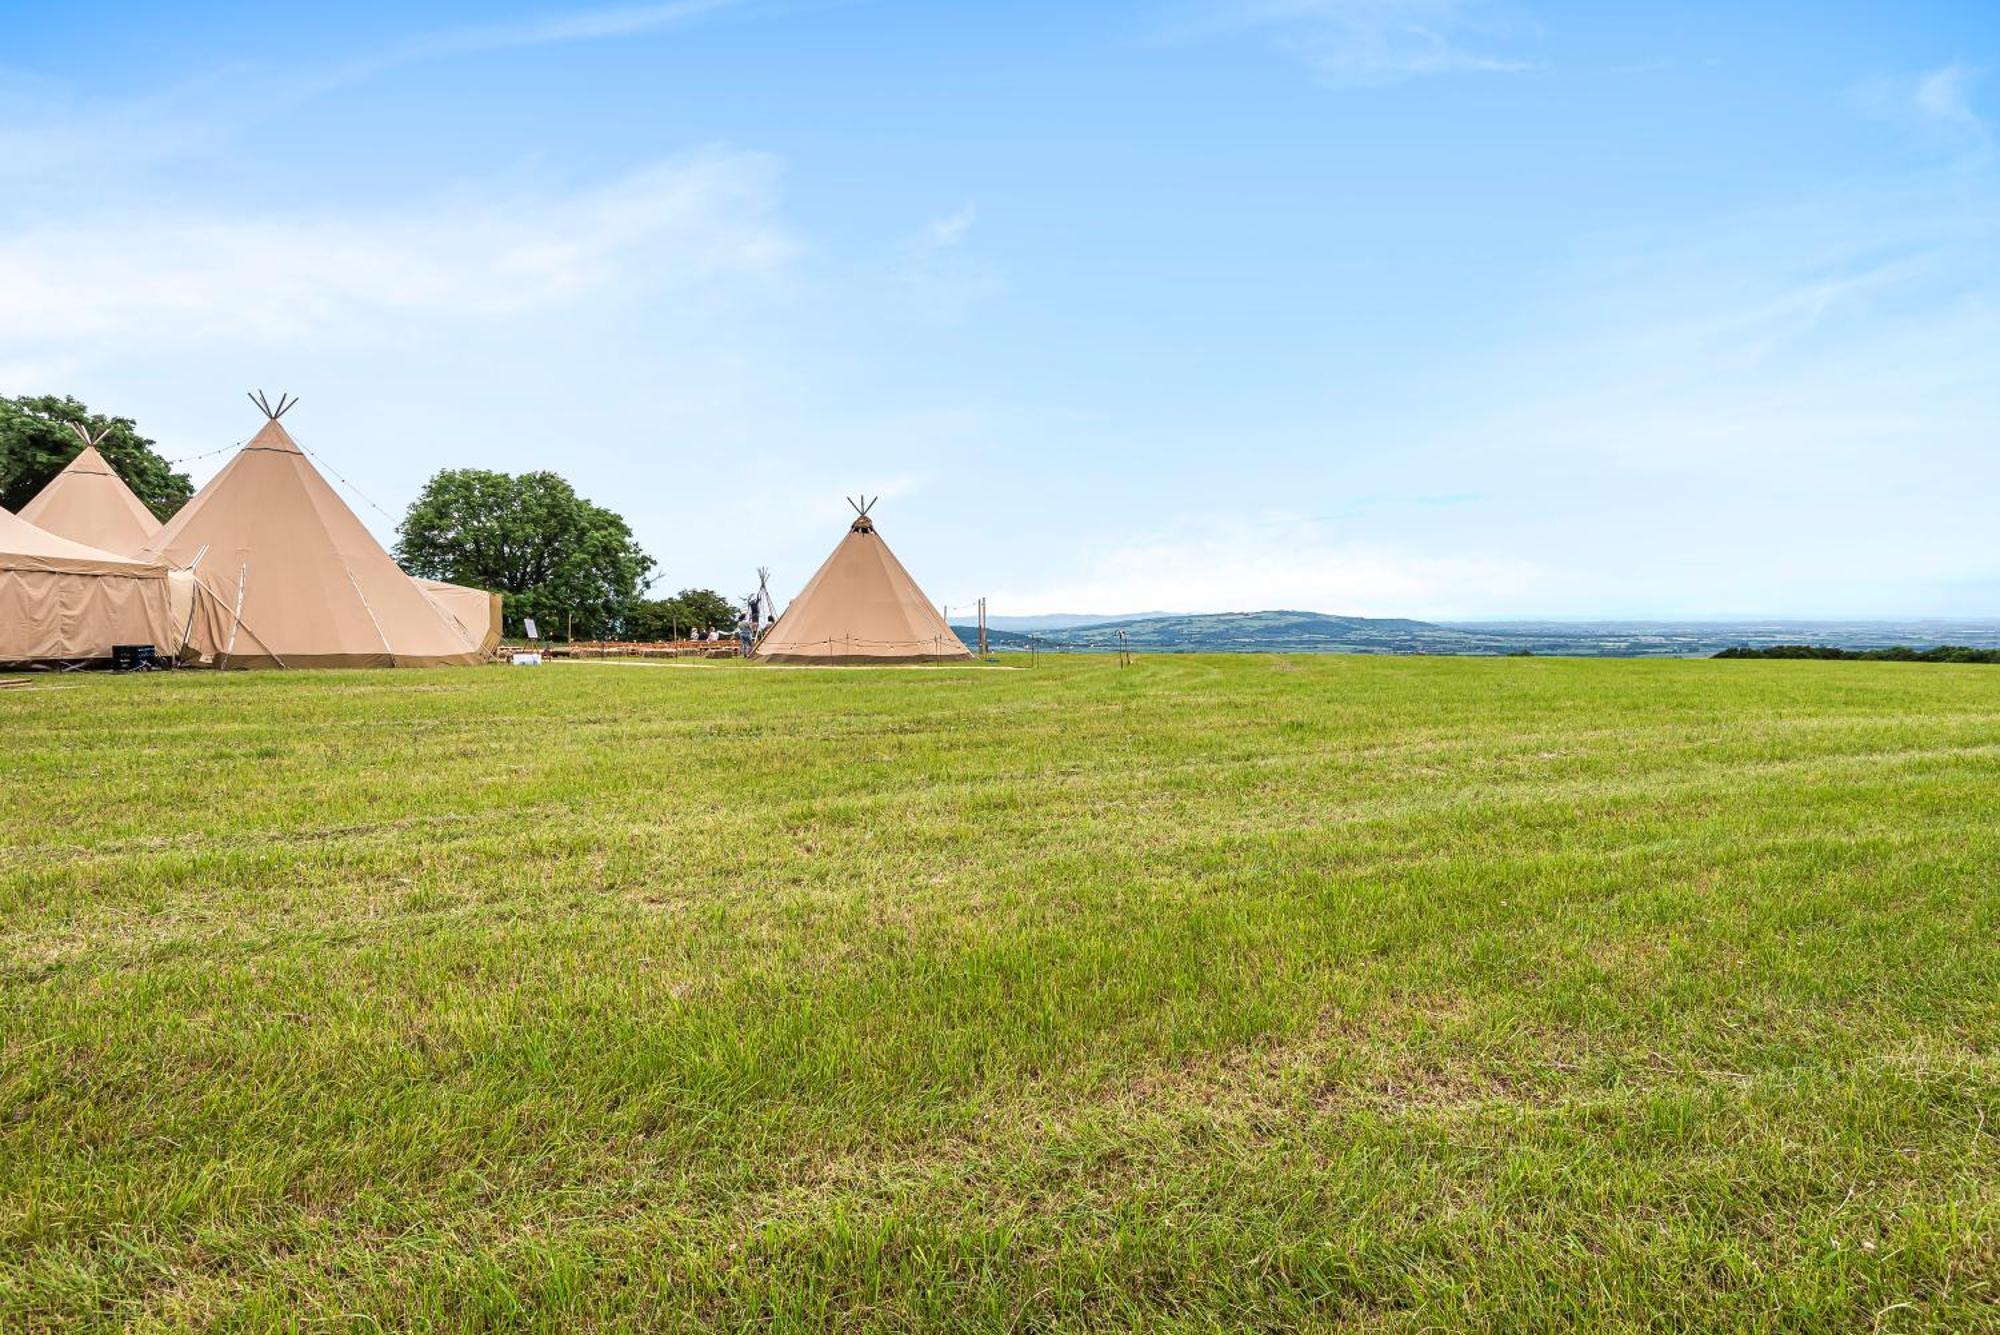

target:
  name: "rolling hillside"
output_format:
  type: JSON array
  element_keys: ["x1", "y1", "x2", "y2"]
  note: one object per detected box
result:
[{"x1": 952, "y1": 611, "x2": 2000, "y2": 657}]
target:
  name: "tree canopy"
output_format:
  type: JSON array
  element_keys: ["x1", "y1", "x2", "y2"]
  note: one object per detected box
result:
[
  {"x1": 394, "y1": 469, "x2": 656, "y2": 639},
  {"x1": 626, "y1": 589, "x2": 741, "y2": 641},
  {"x1": 0, "y1": 394, "x2": 194, "y2": 518},
  {"x1": 1713, "y1": 644, "x2": 2000, "y2": 664}
]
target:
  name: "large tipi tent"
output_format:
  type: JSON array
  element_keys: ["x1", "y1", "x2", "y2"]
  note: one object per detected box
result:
[
  {"x1": 0, "y1": 506, "x2": 206, "y2": 666},
  {"x1": 139, "y1": 395, "x2": 485, "y2": 669},
  {"x1": 755, "y1": 499, "x2": 971, "y2": 664},
  {"x1": 16, "y1": 425, "x2": 164, "y2": 556}
]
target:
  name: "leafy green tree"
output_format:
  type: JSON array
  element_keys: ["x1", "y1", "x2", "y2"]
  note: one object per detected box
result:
[
  {"x1": 1712, "y1": 644, "x2": 2000, "y2": 664},
  {"x1": 0, "y1": 394, "x2": 194, "y2": 518},
  {"x1": 394, "y1": 469, "x2": 655, "y2": 639},
  {"x1": 627, "y1": 589, "x2": 741, "y2": 640}
]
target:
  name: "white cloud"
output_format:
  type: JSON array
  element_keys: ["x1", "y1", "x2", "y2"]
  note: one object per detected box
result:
[
  {"x1": 994, "y1": 514, "x2": 1543, "y2": 617},
  {"x1": 1855, "y1": 62, "x2": 1990, "y2": 157},
  {"x1": 316, "y1": 0, "x2": 747, "y2": 91},
  {"x1": 0, "y1": 1, "x2": 751, "y2": 188},
  {"x1": 890, "y1": 202, "x2": 1002, "y2": 322},
  {"x1": 1915, "y1": 62, "x2": 1983, "y2": 127},
  {"x1": 1175, "y1": 0, "x2": 1533, "y2": 86},
  {"x1": 0, "y1": 70, "x2": 234, "y2": 187},
  {"x1": 915, "y1": 203, "x2": 977, "y2": 252},
  {"x1": 1338, "y1": 179, "x2": 2000, "y2": 615},
  {"x1": 0, "y1": 153, "x2": 795, "y2": 356},
  {"x1": 436, "y1": 0, "x2": 743, "y2": 49},
  {"x1": 990, "y1": 161, "x2": 2000, "y2": 620}
]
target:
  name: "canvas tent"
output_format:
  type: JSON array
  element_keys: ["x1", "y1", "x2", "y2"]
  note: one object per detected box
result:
[
  {"x1": 139, "y1": 398, "x2": 484, "y2": 669},
  {"x1": 16, "y1": 426, "x2": 164, "y2": 556},
  {"x1": 754, "y1": 500, "x2": 971, "y2": 664},
  {"x1": 417, "y1": 578, "x2": 503, "y2": 657},
  {"x1": 0, "y1": 506, "x2": 209, "y2": 666}
]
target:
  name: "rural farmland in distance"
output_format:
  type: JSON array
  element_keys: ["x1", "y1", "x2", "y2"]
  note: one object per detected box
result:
[{"x1": 955, "y1": 610, "x2": 2000, "y2": 657}]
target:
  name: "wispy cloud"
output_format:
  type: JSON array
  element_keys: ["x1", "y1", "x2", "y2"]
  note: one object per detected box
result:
[
  {"x1": 0, "y1": 69, "x2": 233, "y2": 187},
  {"x1": 1915, "y1": 62, "x2": 1985, "y2": 128},
  {"x1": 449, "y1": 0, "x2": 744, "y2": 48},
  {"x1": 0, "y1": 0, "x2": 752, "y2": 188},
  {"x1": 1856, "y1": 62, "x2": 1990, "y2": 158},
  {"x1": 914, "y1": 203, "x2": 978, "y2": 254},
  {"x1": 0, "y1": 152, "x2": 795, "y2": 357},
  {"x1": 996, "y1": 514, "x2": 1543, "y2": 617},
  {"x1": 312, "y1": 0, "x2": 747, "y2": 91},
  {"x1": 997, "y1": 153, "x2": 2000, "y2": 619},
  {"x1": 1380, "y1": 177, "x2": 2000, "y2": 614},
  {"x1": 1173, "y1": 0, "x2": 1534, "y2": 86},
  {"x1": 891, "y1": 202, "x2": 1002, "y2": 322}
]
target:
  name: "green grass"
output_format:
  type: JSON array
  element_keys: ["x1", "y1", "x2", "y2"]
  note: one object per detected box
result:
[{"x1": 2, "y1": 654, "x2": 1996, "y2": 1331}]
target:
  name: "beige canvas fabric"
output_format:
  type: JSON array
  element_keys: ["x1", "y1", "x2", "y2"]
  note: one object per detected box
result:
[
  {"x1": 755, "y1": 513, "x2": 971, "y2": 663},
  {"x1": 141, "y1": 418, "x2": 484, "y2": 669},
  {"x1": 0, "y1": 506, "x2": 192, "y2": 664},
  {"x1": 418, "y1": 579, "x2": 503, "y2": 657},
  {"x1": 17, "y1": 445, "x2": 164, "y2": 555}
]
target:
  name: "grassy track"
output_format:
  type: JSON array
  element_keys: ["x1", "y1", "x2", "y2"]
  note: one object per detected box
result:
[{"x1": 2, "y1": 654, "x2": 1996, "y2": 1331}]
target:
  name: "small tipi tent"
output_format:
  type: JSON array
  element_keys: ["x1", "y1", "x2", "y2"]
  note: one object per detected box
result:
[
  {"x1": 0, "y1": 506, "x2": 202, "y2": 666},
  {"x1": 17, "y1": 424, "x2": 164, "y2": 555},
  {"x1": 417, "y1": 578, "x2": 503, "y2": 657},
  {"x1": 140, "y1": 395, "x2": 484, "y2": 669},
  {"x1": 754, "y1": 499, "x2": 971, "y2": 664}
]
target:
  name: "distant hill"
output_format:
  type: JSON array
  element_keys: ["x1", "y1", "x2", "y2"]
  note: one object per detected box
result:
[
  {"x1": 1053, "y1": 610, "x2": 1462, "y2": 652},
  {"x1": 984, "y1": 612, "x2": 1174, "y2": 632},
  {"x1": 954, "y1": 610, "x2": 1484, "y2": 654},
  {"x1": 948, "y1": 611, "x2": 2000, "y2": 658}
]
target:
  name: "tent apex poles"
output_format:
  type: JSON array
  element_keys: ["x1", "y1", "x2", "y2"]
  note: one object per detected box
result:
[{"x1": 247, "y1": 390, "x2": 298, "y2": 421}]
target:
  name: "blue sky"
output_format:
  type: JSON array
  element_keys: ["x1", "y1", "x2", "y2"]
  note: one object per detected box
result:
[{"x1": 3, "y1": 0, "x2": 1996, "y2": 618}]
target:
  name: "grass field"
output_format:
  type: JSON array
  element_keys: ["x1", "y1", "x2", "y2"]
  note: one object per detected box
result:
[{"x1": 2, "y1": 654, "x2": 1996, "y2": 1331}]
